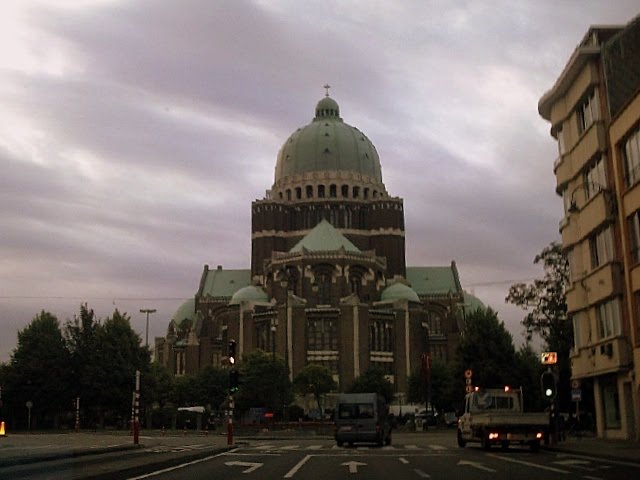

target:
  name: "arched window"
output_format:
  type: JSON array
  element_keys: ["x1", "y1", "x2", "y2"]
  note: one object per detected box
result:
[
  {"x1": 286, "y1": 189, "x2": 292, "y2": 200},
  {"x1": 306, "y1": 185, "x2": 313, "y2": 199},
  {"x1": 364, "y1": 188, "x2": 369, "y2": 199},
  {"x1": 342, "y1": 185, "x2": 349, "y2": 197},
  {"x1": 318, "y1": 184, "x2": 325, "y2": 198},
  {"x1": 353, "y1": 186, "x2": 360, "y2": 198},
  {"x1": 330, "y1": 184, "x2": 337, "y2": 197},
  {"x1": 296, "y1": 187, "x2": 302, "y2": 199}
]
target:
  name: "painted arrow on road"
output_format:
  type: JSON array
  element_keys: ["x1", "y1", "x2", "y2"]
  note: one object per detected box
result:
[
  {"x1": 225, "y1": 461, "x2": 263, "y2": 473},
  {"x1": 341, "y1": 461, "x2": 367, "y2": 474},
  {"x1": 457, "y1": 460, "x2": 496, "y2": 472}
]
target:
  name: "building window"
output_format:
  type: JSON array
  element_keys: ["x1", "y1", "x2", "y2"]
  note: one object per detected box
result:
[
  {"x1": 583, "y1": 155, "x2": 607, "y2": 200},
  {"x1": 369, "y1": 319, "x2": 393, "y2": 352},
  {"x1": 330, "y1": 184, "x2": 337, "y2": 197},
  {"x1": 429, "y1": 314, "x2": 443, "y2": 336},
  {"x1": 353, "y1": 186, "x2": 360, "y2": 198},
  {"x1": 623, "y1": 126, "x2": 640, "y2": 187},
  {"x1": 577, "y1": 90, "x2": 599, "y2": 134},
  {"x1": 306, "y1": 185, "x2": 313, "y2": 198},
  {"x1": 589, "y1": 226, "x2": 614, "y2": 269},
  {"x1": 596, "y1": 298, "x2": 621, "y2": 340},
  {"x1": 571, "y1": 315, "x2": 580, "y2": 350},
  {"x1": 307, "y1": 318, "x2": 338, "y2": 351},
  {"x1": 286, "y1": 189, "x2": 292, "y2": 200},
  {"x1": 175, "y1": 351, "x2": 186, "y2": 376},
  {"x1": 296, "y1": 187, "x2": 302, "y2": 199},
  {"x1": 350, "y1": 275, "x2": 362, "y2": 297},
  {"x1": 628, "y1": 210, "x2": 640, "y2": 264},
  {"x1": 431, "y1": 344, "x2": 446, "y2": 362},
  {"x1": 318, "y1": 185, "x2": 325, "y2": 198},
  {"x1": 342, "y1": 185, "x2": 349, "y2": 198},
  {"x1": 317, "y1": 272, "x2": 331, "y2": 304},
  {"x1": 557, "y1": 126, "x2": 566, "y2": 155}
]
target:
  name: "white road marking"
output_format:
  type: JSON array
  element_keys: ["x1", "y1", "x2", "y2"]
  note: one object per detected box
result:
[
  {"x1": 127, "y1": 451, "x2": 230, "y2": 479},
  {"x1": 405, "y1": 444, "x2": 419, "y2": 449},
  {"x1": 342, "y1": 461, "x2": 367, "y2": 474},
  {"x1": 281, "y1": 445, "x2": 300, "y2": 450},
  {"x1": 306, "y1": 445, "x2": 323, "y2": 450},
  {"x1": 457, "y1": 460, "x2": 496, "y2": 473},
  {"x1": 487, "y1": 453, "x2": 570, "y2": 473},
  {"x1": 556, "y1": 453, "x2": 640, "y2": 469},
  {"x1": 413, "y1": 469, "x2": 431, "y2": 478},
  {"x1": 284, "y1": 454, "x2": 312, "y2": 478},
  {"x1": 582, "y1": 476, "x2": 604, "y2": 480},
  {"x1": 255, "y1": 444, "x2": 276, "y2": 450},
  {"x1": 225, "y1": 461, "x2": 263, "y2": 473},
  {"x1": 399, "y1": 457, "x2": 409, "y2": 464},
  {"x1": 427, "y1": 444, "x2": 447, "y2": 451}
]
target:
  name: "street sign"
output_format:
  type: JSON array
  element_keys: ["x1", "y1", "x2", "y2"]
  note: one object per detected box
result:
[
  {"x1": 571, "y1": 389, "x2": 582, "y2": 402},
  {"x1": 465, "y1": 378, "x2": 472, "y2": 385},
  {"x1": 465, "y1": 385, "x2": 474, "y2": 393},
  {"x1": 571, "y1": 379, "x2": 581, "y2": 389},
  {"x1": 541, "y1": 352, "x2": 558, "y2": 365},
  {"x1": 464, "y1": 369, "x2": 473, "y2": 378}
]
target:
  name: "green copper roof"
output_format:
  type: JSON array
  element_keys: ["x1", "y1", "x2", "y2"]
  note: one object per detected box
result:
[
  {"x1": 229, "y1": 285, "x2": 269, "y2": 305},
  {"x1": 463, "y1": 291, "x2": 487, "y2": 313},
  {"x1": 380, "y1": 282, "x2": 420, "y2": 303},
  {"x1": 201, "y1": 267, "x2": 251, "y2": 298},
  {"x1": 406, "y1": 266, "x2": 461, "y2": 296},
  {"x1": 171, "y1": 298, "x2": 196, "y2": 328},
  {"x1": 274, "y1": 96, "x2": 383, "y2": 184},
  {"x1": 290, "y1": 219, "x2": 361, "y2": 253}
]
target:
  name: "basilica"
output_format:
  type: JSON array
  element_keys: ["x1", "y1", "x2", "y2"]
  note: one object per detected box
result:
[{"x1": 155, "y1": 92, "x2": 481, "y2": 396}]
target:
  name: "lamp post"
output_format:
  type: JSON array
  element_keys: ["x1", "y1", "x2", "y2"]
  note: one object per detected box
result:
[
  {"x1": 271, "y1": 321, "x2": 277, "y2": 363},
  {"x1": 140, "y1": 308, "x2": 157, "y2": 347}
]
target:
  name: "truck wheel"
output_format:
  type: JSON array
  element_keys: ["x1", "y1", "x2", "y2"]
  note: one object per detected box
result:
[
  {"x1": 457, "y1": 430, "x2": 466, "y2": 448},
  {"x1": 530, "y1": 441, "x2": 540, "y2": 453}
]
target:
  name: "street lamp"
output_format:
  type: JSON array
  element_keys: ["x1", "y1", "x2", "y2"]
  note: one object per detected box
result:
[
  {"x1": 279, "y1": 270, "x2": 292, "y2": 378},
  {"x1": 271, "y1": 321, "x2": 277, "y2": 363},
  {"x1": 140, "y1": 308, "x2": 157, "y2": 347}
]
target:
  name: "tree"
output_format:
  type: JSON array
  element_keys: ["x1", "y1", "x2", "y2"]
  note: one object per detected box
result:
[
  {"x1": 235, "y1": 350, "x2": 293, "y2": 417},
  {"x1": 348, "y1": 366, "x2": 394, "y2": 404},
  {"x1": 407, "y1": 358, "x2": 460, "y2": 413},
  {"x1": 506, "y1": 241, "x2": 572, "y2": 410},
  {"x1": 505, "y1": 242, "x2": 570, "y2": 350},
  {"x1": 4, "y1": 311, "x2": 72, "y2": 429},
  {"x1": 293, "y1": 364, "x2": 337, "y2": 416},
  {"x1": 456, "y1": 307, "x2": 519, "y2": 389}
]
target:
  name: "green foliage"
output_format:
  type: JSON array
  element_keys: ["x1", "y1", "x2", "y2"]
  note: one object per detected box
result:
[
  {"x1": 407, "y1": 358, "x2": 460, "y2": 412},
  {"x1": 348, "y1": 366, "x2": 394, "y2": 404},
  {"x1": 506, "y1": 241, "x2": 572, "y2": 410},
  {"x1": 235, "y1": 350, "x2": 293, "y2": 415},
  {"x1": 293, "y1": 364, "x2": 337, "y2": 411},
  {"x1": 456, "y1": 307, "x2": 519, "y2": 389},
  {"x1": 4, "y1": 311, "x2": 72, "y2": 428}
]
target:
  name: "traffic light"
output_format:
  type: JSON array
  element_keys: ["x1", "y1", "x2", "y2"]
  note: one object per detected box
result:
[
  {"x1": 229, "y1": 369, "x2": 240, "y2": 393},
  {"x1": 228, "y1": 340, "x2": 236, "y2": 365},
  {"x1": 541, "y1": 370, "x2": 557, "y2": 402}
]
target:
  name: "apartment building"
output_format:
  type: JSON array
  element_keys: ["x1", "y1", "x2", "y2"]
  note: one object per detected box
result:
[{"x1": 539, "y1": 15, "x2": 640, "y2": 440}]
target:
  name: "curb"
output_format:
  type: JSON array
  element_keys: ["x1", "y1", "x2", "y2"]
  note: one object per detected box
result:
[{"x1": 0, "y1": 444, "x2": 141, "y2": 468}]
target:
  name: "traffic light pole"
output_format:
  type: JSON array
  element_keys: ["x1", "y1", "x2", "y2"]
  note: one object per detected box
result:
[{"x1": 227, "y1": 394, "x2": 234, "y2": 445}]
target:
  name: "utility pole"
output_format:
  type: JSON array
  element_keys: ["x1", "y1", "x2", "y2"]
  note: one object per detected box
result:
[{"x1": 140, "y1": 309, "x2": 157, "y2": 347}]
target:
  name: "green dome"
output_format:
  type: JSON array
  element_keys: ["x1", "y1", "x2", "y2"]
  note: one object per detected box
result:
[
  {"x1": 273, "y1": 96, "x2": 383, "y2": 184},
  {"x1": 171, "y1": 298, "x2": 195, "y2": 328},
  {"x1": 381, "y1": 282, "x2": 420, "y2": 303},
  {"x1": 229, "y1": 285, "x2": 269, "y2": 306}
]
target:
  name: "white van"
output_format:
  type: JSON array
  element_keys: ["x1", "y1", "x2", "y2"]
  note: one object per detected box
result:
[{"x1": 334, "y1": 393, "x2": 392, "y2": 447}]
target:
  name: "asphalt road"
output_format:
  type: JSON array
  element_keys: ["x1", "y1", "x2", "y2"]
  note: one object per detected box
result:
[
  {"x1": 2, "y1": 432, "x2": 639, "y2": 479},
  {"x1": 123, "y1": 435, "x2": 639, "y2": 480}
]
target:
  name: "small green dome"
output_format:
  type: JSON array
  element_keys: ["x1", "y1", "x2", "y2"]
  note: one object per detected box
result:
[
  {"x1": 381, "y1": 282, "x2": 420, "y2": 303},
  {"x1": 229, "y1": 285, "x2": 269, "y2": 305},
  {"x1": 274, "y1": 96, "x2": 383, "y2": 184},
  {"x1": 171, "y1": 298, "x2": 195, "y2": 328}
]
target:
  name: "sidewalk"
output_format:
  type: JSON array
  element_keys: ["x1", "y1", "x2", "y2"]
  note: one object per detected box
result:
[{"x1": 545, "y1": 434, "x2": 640, "y2": 464}]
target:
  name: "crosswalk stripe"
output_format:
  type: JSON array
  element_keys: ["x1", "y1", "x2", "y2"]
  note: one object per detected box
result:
[
  {"x1": 427, "y1": 444, "x2": 447, "y2": 451},
  {"x1": 405, "y1": 444, "x2": 419, "y2": 449}
]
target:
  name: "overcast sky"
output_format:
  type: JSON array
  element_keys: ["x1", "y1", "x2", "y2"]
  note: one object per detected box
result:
[{"x1": 1, "y1": 0, "x2": 639, "y2": 362}]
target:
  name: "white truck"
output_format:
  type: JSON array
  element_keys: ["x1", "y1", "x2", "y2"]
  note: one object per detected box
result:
[{"x1": 457, "y1": 388, "x2": 547, "y2": 452}]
